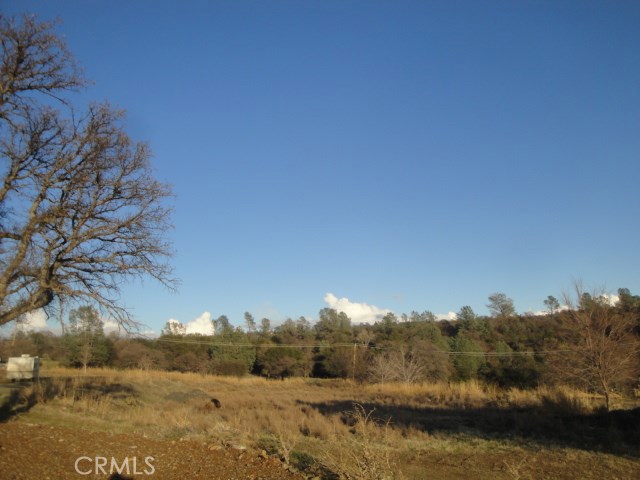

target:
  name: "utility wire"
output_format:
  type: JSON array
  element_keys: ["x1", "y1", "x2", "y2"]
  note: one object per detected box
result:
[{"x1": 143, "y1": 336, "x2": 613, "y2": 357}]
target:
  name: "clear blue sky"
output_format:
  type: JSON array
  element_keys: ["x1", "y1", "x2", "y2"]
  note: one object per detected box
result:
[{"x1": 4, "y1": 1, "x2": 640, "y2": 332}]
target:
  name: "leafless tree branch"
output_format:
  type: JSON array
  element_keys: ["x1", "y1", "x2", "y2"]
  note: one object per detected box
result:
[
  {"x1": 0, "y1": 15, "x2": 176, "y2": 332},
  {"x1": 548, "y1": 282, "x2": 640, "y2": 411}
]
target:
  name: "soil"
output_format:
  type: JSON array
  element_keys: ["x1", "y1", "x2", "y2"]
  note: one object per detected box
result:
[{"x1": 0, "y1": 421, "x2": 307, "y2": 480}]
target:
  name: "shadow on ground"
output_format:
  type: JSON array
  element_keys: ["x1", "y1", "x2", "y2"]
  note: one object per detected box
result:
[
  {"x1": 0, "y1": 382, "x2": 30, "y2": 421},
  {"x1": 0, "y1": 376, "x2": 137, "y2": 422},
  {"x1": 299, "y1": 398, "x2": 640, "y2": 457}
]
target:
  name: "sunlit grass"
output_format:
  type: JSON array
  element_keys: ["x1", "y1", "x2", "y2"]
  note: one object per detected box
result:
[{"x1": 17, "y1": 366, "x2": 638, "y2": 479}]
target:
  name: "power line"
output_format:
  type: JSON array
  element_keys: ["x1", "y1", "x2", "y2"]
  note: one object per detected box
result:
[
  {"x1": 153, "y1": 337, "x2": 385, "y2": 350},
  {"x1": 144, "y1": 336, "x2": 595, "y2": 357}
]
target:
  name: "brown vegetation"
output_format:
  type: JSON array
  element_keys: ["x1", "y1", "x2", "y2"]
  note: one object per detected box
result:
[
  {"x1": 2, "y1": 366, "x2": 638, "y2": 479},
  {"x1": 546, "y1": 284, "x2": 640, "y2": 411}
]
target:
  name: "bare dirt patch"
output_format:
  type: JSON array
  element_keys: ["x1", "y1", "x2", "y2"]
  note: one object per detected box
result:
[{"x1": 0, "y1": 421, "x2": 306, "y2": 480}]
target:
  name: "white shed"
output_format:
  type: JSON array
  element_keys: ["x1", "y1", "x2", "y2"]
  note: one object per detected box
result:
[{"x1": 6, "y1": 354, "x2": 40, "y2": 380}]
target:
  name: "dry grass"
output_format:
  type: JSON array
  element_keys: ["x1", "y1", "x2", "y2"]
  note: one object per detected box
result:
[
  {"x1": 361, "y1": 380, "x2": 595, "y2": 412},
  {"x1": 322, "y1": 403, "x2": 401, "y2": 480},
  {"x1": 10, "y1": 366, "x2": 639, "y2": 479}
]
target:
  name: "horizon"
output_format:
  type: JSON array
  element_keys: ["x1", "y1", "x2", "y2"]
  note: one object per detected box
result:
[
  {"x1": 3, "y1": 289, "x2": 624, "y2": 338},
  {"x1": 3, "y1": 1, "x2": 639, "y2": 335}
]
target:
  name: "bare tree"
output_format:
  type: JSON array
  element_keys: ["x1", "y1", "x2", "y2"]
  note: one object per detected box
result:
[
  {"x1": 0, "y1": 15, "x2": 85, "y2": 118},
  {"x1": 550, "y1": 283, "x2": 640, "y2": 411},
  {"x1": 393, "y1": 346, "x2": 426, "y2": 384},
  {"x1": 368, "y1": 347, "x2": 426, "y2": 385},
  {"x1": 368, "y1": 352, "x2": 397, "y2": 384},
  {"x1": 0, "y1": 15, "x2": 175, "y2": 330}
]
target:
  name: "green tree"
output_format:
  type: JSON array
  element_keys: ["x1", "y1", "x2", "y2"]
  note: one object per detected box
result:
[
  {"x1": 373, "y1": 312, "x2": 399, "y2": 341},
  {"x1": 65, "y1": 306, "x2": 112, "y2": 371},
  {"x1": 319, "y1": 346, "x2": 353, "y2": 378},
  {"x1": 313, "y1": 309, "x2": 353, "y2": 378},
  {"x1": 410, "y1": 310, "x2": 436, "y2": 322},
  {"x1": 208, "y1": 327, "x2": 256, "y2": 375},
  {"x1": 315, "y1": 308, "x2": 351, "y2": 341},
  {"x1": 404, "y1": 319, "x2": 451, "y2": 351},
  {"x1": 275, "y1": 318, "x2": 297, "y2": 341},
  {"x1": 244, "y1": 312, "x2": 256, "y2": 333},
  {"x1": 161, "y1": 320, "x2": 186, "y2": 335},
  {"x1": 616, "y1": 288, "x2": 640, "y2": 314},
  {"x1": 456, "y1": 305, "x2": 487, "y2": 333},
  {"x1": 381, "y1": 312, "x2": 398, "y2": 325},
  {"x1": 295, "y1": 316, "x2": 312, "y2": 339},
  {"x1": 616, "y1": 288, "x2": 640, "y2": 332},
  {"x1": 450, "y1": 334, "x2": 485, "y2": 381},
  {"x1": 255, "y1": 347, "x2": 308, "y2": 378},
  {"x1": 487, "y1": 293, "x2": 516, "y2": 318},
  {"x1": 544, "y1": 295, "x2": 560, "y2": 314},
  {"x1": 213, "y1": 315, "x2": 233, "y2": 336},
  {"x1": 260, "y1": 317, "x2": 271, "y2": 336},
  {"x1": 456, "y1": 306, "x2": 476, "y2": 323},
  {"x1": 483, "y1": 340, "x2": 514, "y2": 386}
]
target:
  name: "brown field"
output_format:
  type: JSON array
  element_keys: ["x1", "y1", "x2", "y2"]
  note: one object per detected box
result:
[{"x1": 1, "y1": 365, "x2": 639, "y2": 479}]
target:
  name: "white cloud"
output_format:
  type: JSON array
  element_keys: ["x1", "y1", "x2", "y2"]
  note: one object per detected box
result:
[
  {"x1": 602, "y1": 294, "x2": 620, "y2": 306},
  {"x1": 17, "y1": 309, "x2": 48, "y2": 332},
  {"x1": 165, "y1": 312, "x2": 214, "y2": 335},
  {"x1": 185, "y1": 311, "x2": 214, "y2": 335},
  {"x1": 437, "y1": 312, "x2": 457, "y2": 321},
  {"x1": 323, "y1": 293, "x2": 392, "y2": 325},
  {"x1": 526, "y1": 304, "x2": 571, "y2": 316},
  {"x1": 102, "y1": 319, "x2": 121, "y2": 334}
]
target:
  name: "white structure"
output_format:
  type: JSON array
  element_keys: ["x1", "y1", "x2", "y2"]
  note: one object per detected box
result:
[{"x1": 6, "y1": 354, "x2": 40, "y2": 380}]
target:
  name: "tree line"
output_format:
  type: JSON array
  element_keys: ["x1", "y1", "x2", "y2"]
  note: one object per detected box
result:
[{"x1": 2, "y1": 287, "x2": 638, "y2": 410}]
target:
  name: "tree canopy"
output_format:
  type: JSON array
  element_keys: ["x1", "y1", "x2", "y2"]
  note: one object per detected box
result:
[
  {"x1": 486, "y1": 292, "x2": 516, "y2": 318},
  {"x1": 0, "y1": 15, "x2": 175, "y2": 330}
]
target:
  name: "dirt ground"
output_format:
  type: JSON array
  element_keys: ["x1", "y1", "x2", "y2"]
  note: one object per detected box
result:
[{"x1": 0, "y1": 421, "x2": 307, "y2": 480}]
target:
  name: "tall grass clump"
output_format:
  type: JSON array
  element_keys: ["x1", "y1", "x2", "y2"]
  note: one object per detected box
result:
[{"x1": 322, "y1": 403, "x2": 403, "y2": 480}]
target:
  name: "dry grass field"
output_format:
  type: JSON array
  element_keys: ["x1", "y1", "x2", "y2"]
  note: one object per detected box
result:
[{"x1": 1, "y1": 365, "x2": 639, "y2": 479}]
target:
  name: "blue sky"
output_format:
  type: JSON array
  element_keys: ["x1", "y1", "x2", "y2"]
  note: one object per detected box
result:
[{"x1": 4, "y1": 1, "x2": 640, "y2": 332}]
